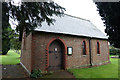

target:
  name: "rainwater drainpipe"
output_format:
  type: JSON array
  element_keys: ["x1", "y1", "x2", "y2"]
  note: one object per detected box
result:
[{"x1": 89, "y1": 38, "x2": 92, "y2": 67}]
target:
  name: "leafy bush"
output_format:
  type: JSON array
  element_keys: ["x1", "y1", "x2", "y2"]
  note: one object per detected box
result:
[
  {"x1": 109, "y1": 46, "x2": 120, "y2": 55},
  {"x1": 110, "y1": 49, "x2": 119, "y2": 55},
  {"x1": 30, "y1": 69, "x2": 42, "y2": 78}
]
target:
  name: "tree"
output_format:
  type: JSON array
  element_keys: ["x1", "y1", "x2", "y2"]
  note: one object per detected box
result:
[
  {"x1": 10, "y1": 32, "x2": 21, "y2": 51},
  {"x1": 2, "y1": 2, "x2": 11, "y2": 55},
  {"x1": 95, "y1": 2, "x2": 120, "y2": 48},
  {"x1": 95, "y1": 2, "x2": 120, "y2": 58},
  {"x1": 2, "y1": 1, "x2": 65, "y2": 55},
  {"x1": 9, "y1": 1, "x2": 65, "y2": 41}
]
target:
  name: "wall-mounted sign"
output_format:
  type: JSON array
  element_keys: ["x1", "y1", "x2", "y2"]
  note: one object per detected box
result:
[{"x1": 67, "y1": 47, "x2": 73, "y2": 55}]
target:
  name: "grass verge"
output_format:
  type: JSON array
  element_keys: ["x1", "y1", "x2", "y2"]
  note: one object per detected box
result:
[
  {"x1": 0, "y1": 50, "x2": 20, "y2": 65},
  {"x1": 68, "y1": 58, "x2": 119, "y2": 78}
]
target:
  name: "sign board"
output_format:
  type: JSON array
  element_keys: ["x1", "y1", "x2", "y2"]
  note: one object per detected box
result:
[{"x1": 67, "y1": 47, "x2": 73, "y2": 55}]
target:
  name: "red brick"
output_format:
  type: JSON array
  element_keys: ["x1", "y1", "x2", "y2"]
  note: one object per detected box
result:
[{"x1": 21, "y1": 31, "x2": 110, "y2": 73}]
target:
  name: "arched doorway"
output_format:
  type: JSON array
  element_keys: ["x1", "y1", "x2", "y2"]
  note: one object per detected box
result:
[{"x1": 48, "y1": 39, "x2": 65, "y2": 71}]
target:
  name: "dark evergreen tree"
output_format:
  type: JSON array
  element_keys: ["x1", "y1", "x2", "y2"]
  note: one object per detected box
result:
[
  {"x1": 95, "y1": 2, "x2": 120, "y2": 48},
  {"x1": 2, "y1": 1, "x2": 65, "y2": 55},
  {"x1": 95, "y1": 2, "x2": 120, "y2": 58},
  {"x1": 2, "y1": 2, "x2": 11, "y2": 55},
  {"x1": 9, "y1": 1, "x2": 65, "y2": 41}
]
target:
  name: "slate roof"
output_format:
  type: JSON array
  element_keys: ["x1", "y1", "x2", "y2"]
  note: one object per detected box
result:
[{"x1": 35, "y1": 14, "x2": 108, "y2": 39}]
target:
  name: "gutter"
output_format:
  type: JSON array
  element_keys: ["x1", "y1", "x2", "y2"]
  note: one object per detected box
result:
[{"x1": 89, "y1": 38, "x2": 92, "y2": 67}]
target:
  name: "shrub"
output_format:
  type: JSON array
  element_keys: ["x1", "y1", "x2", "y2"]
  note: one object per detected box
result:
[
  {"x1": 30, "y1": 69, "x2": 42, "y2": 78},
  {"x1": 109, "y1": 47, "x2": 120, "y2": 55}
]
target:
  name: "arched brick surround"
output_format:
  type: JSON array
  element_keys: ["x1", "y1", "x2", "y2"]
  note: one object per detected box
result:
[{"x1": 46, "y1": 38, "x2": 67, "y2": 71}]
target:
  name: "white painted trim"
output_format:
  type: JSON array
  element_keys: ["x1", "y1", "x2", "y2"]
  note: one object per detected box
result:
[{"x1": 20, "y1": 62, "x2": 31, "y2": 75}]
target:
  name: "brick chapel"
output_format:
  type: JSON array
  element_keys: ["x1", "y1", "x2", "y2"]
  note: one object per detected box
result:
[{"x1": 20, "y1": 14, "x2": 110, "y2": 74}]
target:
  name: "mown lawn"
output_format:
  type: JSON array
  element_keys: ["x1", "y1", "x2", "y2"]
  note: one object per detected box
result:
[
  {"x1": 0, "y1": 50, "x2": 119, "y2": 78},
  {"x1": 0, "y1": 50, "x2": 20, "y2": 65},
  {"x1": 68, "y1": 58, "x2": 119, "y2": 78}
]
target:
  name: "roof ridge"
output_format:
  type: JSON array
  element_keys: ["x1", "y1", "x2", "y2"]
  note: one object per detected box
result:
[{"x1": 64, "y1": 14, "x2": 90, "y2": 22}]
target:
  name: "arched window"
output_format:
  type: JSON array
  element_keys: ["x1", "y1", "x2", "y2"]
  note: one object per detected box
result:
[
  {"x1": 82, "y1": 41, "x2": 86, "y2": 55},
  {"x1": 97, "y1": 42, "x2": 100, "y2": 54}
]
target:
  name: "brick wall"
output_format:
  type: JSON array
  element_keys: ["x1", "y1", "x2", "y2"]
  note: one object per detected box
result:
[
  {"x1": 21, "y1": 31, "x2": 110, "y2": 72},
  {"x1": 91, "y1": 39, "x2": 110, "y2": 66},
  {"x1": 21, "y1": 33, "x2": 32, "y2": 72},
  {"x1": 30, "y1": 31, "x2": 109, "y2": 71}
]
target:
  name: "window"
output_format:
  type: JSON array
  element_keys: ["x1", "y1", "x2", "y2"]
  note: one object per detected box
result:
[
  {"x1": 82, "y1": 41, "x2": 86, "y2": 55},
  {"x1": 97, "y1": 42, "x2": 100, "y2": 54}
]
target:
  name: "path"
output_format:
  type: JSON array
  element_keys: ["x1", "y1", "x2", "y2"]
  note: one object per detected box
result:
[
  {"x1": 2, "y1": 64, "x2": 75, "y2": 80},
  {"x1": 2, "y1": 64, "x2": 28, "y2": 79}
]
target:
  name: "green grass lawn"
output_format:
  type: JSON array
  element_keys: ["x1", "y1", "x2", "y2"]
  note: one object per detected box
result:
[
  {"x1": 0, "y1": 50, "x2": 119, "y2": 78},
  {"x1": 68, "y1": 58, "x2": 119, "y2": 78},
  {"x1": 0, "y1": 50, "x2": 20, "y2": 65}
]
